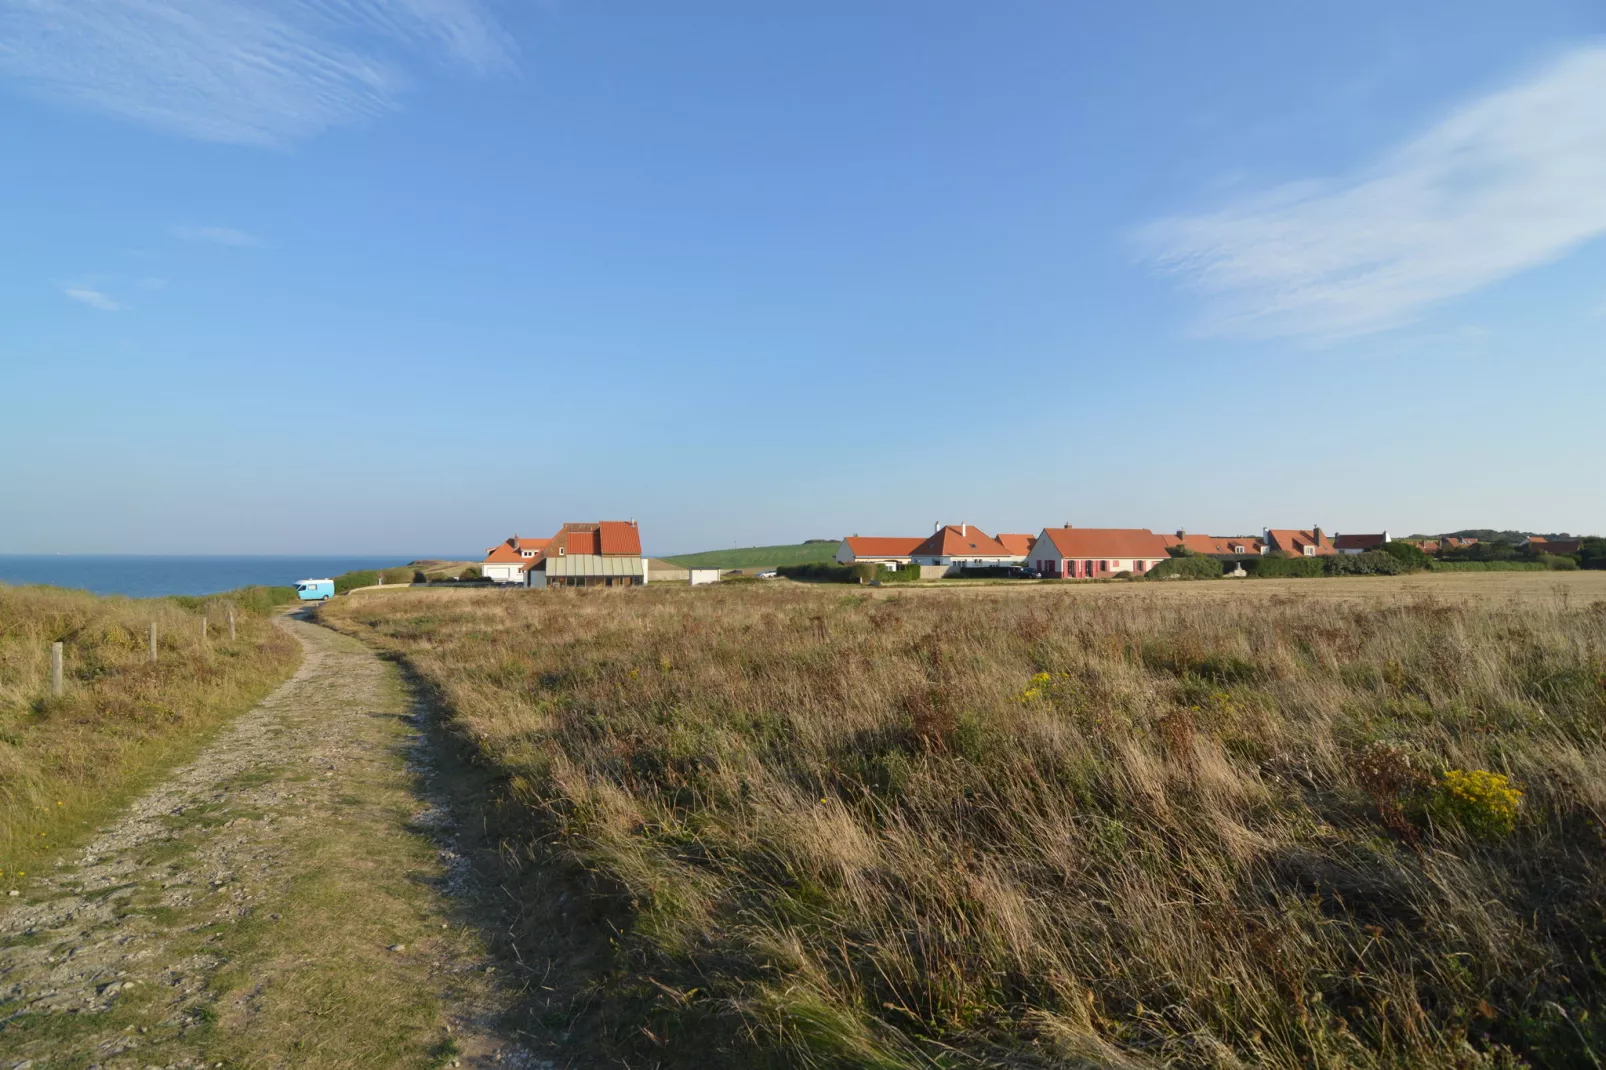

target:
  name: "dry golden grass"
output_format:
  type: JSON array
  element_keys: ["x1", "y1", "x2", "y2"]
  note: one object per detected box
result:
[
  {"x1": 323, "y1": 574, "x2": 1606, "y2": 1068},
  {"x1": 0, "y1": 585, "x2": 299, "y2": 875}
]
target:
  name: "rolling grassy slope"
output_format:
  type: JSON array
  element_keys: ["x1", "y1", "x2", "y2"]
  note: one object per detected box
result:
[{"x1": 661, "y1": 542, "x2": 838, "y2": 571}]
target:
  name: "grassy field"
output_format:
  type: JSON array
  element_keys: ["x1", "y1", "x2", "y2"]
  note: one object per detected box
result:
[
  {"x1": 321, "y1": 573, "x2": 1606, "y2": 1068},
  {"x1": 0, "y1": 585, "x2": 300, "y2": 878},
  {"x1": 662, "y1": 541, "x2": 839, "y2": 572}
]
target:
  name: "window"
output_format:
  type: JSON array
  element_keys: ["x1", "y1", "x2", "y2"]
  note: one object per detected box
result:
[
  {"x1": 1134, "y1": 560, "x2": 1144, "y2": 572},
  {"x1": 1303, "y1": 546, "x2": 1314, "y2": 557}
]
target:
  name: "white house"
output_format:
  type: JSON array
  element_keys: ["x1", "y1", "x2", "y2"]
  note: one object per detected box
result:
[
  {"x1": 481, "y1": 536, "x2": 551, "y2": 584},
  {"x1": 835, "y1": 536, "x2": 925, "y2": 568}
]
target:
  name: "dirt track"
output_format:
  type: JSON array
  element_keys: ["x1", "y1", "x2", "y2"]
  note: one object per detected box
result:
[{"x1": 0, "y1": 614, "x2": 550, "y2": 1069}]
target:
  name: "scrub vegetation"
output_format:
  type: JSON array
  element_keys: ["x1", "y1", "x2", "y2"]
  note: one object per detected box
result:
[
  {"x1": 0, "y1": 585, "x2": 299, "y2": 877},
  {"x1": 321, "y1": 579, "x2": 1606, "y2": 1069}
]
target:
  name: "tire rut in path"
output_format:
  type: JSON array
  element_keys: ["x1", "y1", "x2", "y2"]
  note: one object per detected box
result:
[{"x1": 0, "y1": 613, "x2": 550, "y2": 1069}]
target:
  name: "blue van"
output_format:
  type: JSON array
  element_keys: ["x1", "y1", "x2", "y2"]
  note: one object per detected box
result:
[{"x1": 295, "y1": 578, "x2": 335, "y2": 601}]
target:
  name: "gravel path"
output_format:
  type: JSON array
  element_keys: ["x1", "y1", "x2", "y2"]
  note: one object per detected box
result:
[{"x1": 0, "y1": 613, "x2": 548, "y2": 1069}]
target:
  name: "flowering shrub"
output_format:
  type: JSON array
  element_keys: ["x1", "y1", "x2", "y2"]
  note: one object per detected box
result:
[
  {"x1": 1015, "y1": 671, "x2": 1075, "y2": 703},
  {"x1": 1432, "y1": 769, "x2": 1523, "y2": 838}
]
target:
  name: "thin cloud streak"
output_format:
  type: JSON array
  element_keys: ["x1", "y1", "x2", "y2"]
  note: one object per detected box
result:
[
  {"x1": 63, "y1": 288, "x2": 126, "y2": 312},
  {"x1": 173, "y1": 225, "x2": 264, "y2": 248},
  {"x1": 1137, "y1": 44, "x2": 1606, "y2": 340},
  {"x1": 0, "y1": 0, "x2": 514, "y2": 146}
]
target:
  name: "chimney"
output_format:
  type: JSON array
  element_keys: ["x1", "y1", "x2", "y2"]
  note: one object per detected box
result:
[
  {"x1": 961, "y1": 523, "x2": 967, "y2": 536},
  {"x1": 1313, "y1": 525, "x2": 1323, "y2": 543},
  {"x1": 1176, "y1": 529, "x2": 1186, "y2": 540}
]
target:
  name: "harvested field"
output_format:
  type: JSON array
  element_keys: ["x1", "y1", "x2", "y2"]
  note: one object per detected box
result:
[{"x1": 321, "y1": 572, "x2": 1606, "y2": 1068}]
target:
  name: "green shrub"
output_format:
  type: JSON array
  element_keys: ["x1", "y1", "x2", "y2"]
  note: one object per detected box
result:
[
  {"x1": 874, "y1": 564, "x2": 919, "y2": 584},
  {"x1": 412, "y1": 570, "x2": 429, "y2": 585},
  {"x1": 1538, "y1": 553, "x2": 1580, "y2": 571},
  {"x1": 380, "y1": 567, "x2": 415, "y2": 585},
  {"x1": 1325, "y1": 551, "x2": 1408, "y2": 576},
  {"x1": 1429, "y1": 561, "x2": 1546, "y2": 572},
  {"x1": 777, "y1": 562, "x2": 860, "y2": 584},
  {"x1": 1147, "y1": 555, "x2": 1223, "y2": 580},
  {"x1": 333, "y1": 570, "x2": 380, "y2": 594},
  {"x1": 460, "y1": 565, "x2": 482, "y2": 580},
  {"x1": 1380, "y1": 540, "x2": 1432, "y2": 570},
  {"x1": 1244, "y1": 554, "x2": 1325, "y2": 579}
]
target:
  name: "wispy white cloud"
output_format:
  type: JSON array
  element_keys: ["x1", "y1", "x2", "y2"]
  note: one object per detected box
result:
[
  {"x1": 1137, "y1": 44, "x2": 1606, "y2": 340},
  {"x1": 0, "y1": 0, "x2": 514, "y2": 146},
  {"x1": 63, "y1": 288, "x2": 126, "y2": 312},
  {"x1": 173, "y1": 225, "x2": 263, "y2": 248}
]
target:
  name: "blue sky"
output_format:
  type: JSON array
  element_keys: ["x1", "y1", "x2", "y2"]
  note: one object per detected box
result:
[{"x1": 2, "y1": 1, "x2": 1603, "y2": 555}]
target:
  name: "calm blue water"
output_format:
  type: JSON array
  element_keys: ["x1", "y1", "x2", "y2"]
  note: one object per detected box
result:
[{"x1": 0, "y1": 556, "x2": 466, "y2": 599}]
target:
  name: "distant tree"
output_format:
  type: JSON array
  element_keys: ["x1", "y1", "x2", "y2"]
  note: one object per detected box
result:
[{"x1": 1380, "y1": 540, "x2": 1432, "y2": 571}]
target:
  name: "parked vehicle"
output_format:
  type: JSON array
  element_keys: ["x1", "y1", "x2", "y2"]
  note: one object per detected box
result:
[
  {"x1": 295, "y1": 578, "x2": 335, "y2": 601},
  {"x1": 757, "y1": 570, "x2": 780, "y2": 579}
]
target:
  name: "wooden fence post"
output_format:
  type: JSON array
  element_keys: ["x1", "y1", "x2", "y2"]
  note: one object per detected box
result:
[
  {"x1": 51, "y1": 642, "x2": 63, "y2": 697},
  {"x1": 202, "y1": 616, "x2": 209, "y2": 641},
  {"x1": 149, "y1": 622, "x2": 158, "y2": 663},
  {"x1": 229, "y1": 608, "x2": 236, "y2": 641}
]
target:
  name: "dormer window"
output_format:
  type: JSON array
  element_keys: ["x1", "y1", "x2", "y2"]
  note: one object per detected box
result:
[{"x1": 1304, "y1": 545, "x2": 1315, "y2": 557}]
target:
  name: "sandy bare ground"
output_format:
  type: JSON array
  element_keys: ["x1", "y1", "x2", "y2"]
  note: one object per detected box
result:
[{"x1": 0, "y1": 614, "x2": 552, "y2": 1069}]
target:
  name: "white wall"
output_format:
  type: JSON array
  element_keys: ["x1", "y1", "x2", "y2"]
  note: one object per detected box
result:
[{"x1": 483, "y1": 562, "x2": 524, "y2": 584}]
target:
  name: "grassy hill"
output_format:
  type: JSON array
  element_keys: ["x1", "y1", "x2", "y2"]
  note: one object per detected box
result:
[{"x1": 661, "y1": 542, "x2": 837, "y2": 571}]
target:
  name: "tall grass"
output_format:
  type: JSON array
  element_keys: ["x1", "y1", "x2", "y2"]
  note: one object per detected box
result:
[
  {"x1": 322, "y1": 584, "x2": 1606, "y2": 1068},
  {"x1": 0, "y1": 585, "x2": 300, "y2": 875}
]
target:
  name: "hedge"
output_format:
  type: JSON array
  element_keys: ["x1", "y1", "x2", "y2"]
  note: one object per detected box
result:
[
  {"x1": 1147, "y1": 555, "x2": 1224, "y2": 580},
  {"x1": 1428, "y1": 561, "x2": 1546, "y2": 572},
  {"x1": 1243, "y1": 555, "x2": 1326, "y2": 579},
  {"x1": 1324, "y1": 551, "x2": 1409, "y2": 576}
]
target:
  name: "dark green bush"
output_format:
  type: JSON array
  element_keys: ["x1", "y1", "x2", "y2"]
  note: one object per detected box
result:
[
  {"x1": 460, "y1": 565, "x2": 483, "y2": 580},
  {"x1": 1538, "y1": 553, "x2": 1580, "y2": 571},
  {"x1": 1325, "y1": 551, "x2": 1408, "y2": 576},
  {"x1": 1429, "y1": 561, "x2": 1545, "y2": 572},
  {"x1": 1380, "y1": 541, "x2": 1432, "y2": 571},
  {"x1": 412, "y1": 570, "x2": 430, "y2": 584},
  {"x1": 777, "y1": 562, "x2": 860, "y2": 584},
  {"x1": 1578, "y1": 537, "x2": 1606, "y2": 570},
  {"x1": 1147, "y1": 555, "x2": 1223, "y2": 580},
  {"x1": 333, "y1": 570, "x2": 380, "y2": 594},
  {"x1": 874, "y1": 564, "x2": 920, "y2": 583},
  {"x1": 1244, "y1": 554, "x2": 1326, "y2": 579}
]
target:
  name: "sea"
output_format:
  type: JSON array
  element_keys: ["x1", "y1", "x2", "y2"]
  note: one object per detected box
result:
[{"x1": 0, "y1": 556, "x2": 467, "y2": 599}]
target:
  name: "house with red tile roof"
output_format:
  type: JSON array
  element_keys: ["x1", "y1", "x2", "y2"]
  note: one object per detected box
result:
[
  {"x1": 1333, "y1": 531, "x2": 1391, "y2": 555},
  {"x1": 526, "y1": 521, "x2": 647, "y2": 588},
  {"x1": 1166, "y1": 531, "x2": 1265, "y2": 559},
  {"x1": 482, "y1": 535, "x2": 554, "y2": 584},
  {"x1": 994, "y1": 533, "x2": 1035, "y2": 557},
  {"x1": 1521, "y1": 536, "x2": 1583, "y2": 555},
  {"x1": 909, "y1": 524, "x2": 1025, "y2": 574},
  {"x1": 1026, "y1": 527, "x2": 1173, "y2": 579},
  {"x1": 1263, "y1": 528, "x2": 1337, "y2": 557},
  {"x1": 835, "y1": 536, "x2": 926, "y2": 568}
]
